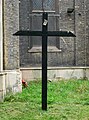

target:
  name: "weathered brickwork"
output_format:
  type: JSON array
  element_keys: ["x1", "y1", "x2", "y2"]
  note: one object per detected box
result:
[
  {"x1": 4, "y1": 0, "x2": 19, "y2": 69},
  {"x1": 3, "y1": 0, "x2": 89, "y2": 69},
  {"x1": 75, "y1": 0, "x2": 89, "y2": 66}
]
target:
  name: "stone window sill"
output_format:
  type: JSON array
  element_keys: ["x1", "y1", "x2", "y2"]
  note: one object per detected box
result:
[{"x1": 28, "y1": 46, "x2": 62, "y2": 53}]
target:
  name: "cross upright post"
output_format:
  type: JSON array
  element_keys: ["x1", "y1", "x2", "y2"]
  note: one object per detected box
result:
[{"x1": 42, "y1": 12, "x2": 48, "y2": 110}]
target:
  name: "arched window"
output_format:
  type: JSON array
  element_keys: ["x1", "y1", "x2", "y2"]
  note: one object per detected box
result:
[{"x1": 19, "y1": 0, "x2": 60, "y2": 53}]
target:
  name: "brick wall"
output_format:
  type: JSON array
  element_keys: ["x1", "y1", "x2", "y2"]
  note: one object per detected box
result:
[{"x1": 3, "y1": 0, "x2": 89, "y2": 69}]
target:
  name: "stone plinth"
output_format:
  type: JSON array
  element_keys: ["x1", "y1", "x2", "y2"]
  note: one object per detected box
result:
[
  {"x1": 0, "y1": 73, "x2": 6, "y2": 101},
  {"x1": 5, "y1": 70, "x2": 22, "y2": 94},
  {"x1": 20, "y1": 67, "x2": 89, "y2": 81},
  {"x1": 0, "y1": 70, "x2": 22, "y2": 102}
]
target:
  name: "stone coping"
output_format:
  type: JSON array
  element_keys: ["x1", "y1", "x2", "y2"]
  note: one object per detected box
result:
[
  {"x1": 0, "y1": 69, "x2": 21, "y2": 76},
  {"x1": 0, "y1": 72, "x2": 7, "y2": 76},
  {"x1": 20, "y1": 67, "x2": 89, "y2": 70}
]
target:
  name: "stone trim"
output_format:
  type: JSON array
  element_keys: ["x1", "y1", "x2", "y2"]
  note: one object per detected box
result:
[{"x1": 0, "y1": 0, "x2": 3, "y2": 71}]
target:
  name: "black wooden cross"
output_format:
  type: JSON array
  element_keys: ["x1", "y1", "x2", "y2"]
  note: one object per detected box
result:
[{"x1": 14, "y1": 12, "x2": 75, "y2": 111}]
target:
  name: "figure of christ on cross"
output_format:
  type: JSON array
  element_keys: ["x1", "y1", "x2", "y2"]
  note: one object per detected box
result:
[{"x1": 14, "y1": 12, "x2": 75, "y2": 110}]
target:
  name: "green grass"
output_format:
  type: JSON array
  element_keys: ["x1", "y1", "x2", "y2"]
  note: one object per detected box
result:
[{"x1": 0, "y1": 80, "x2": 89, "y2": 120}]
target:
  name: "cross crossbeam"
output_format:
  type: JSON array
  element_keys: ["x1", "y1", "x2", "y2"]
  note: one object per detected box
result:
[{"x1": 14, "y1": 30, "x2": 75, "y2": 37}]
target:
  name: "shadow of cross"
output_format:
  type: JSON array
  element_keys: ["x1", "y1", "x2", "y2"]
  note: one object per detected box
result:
[{"x1": 13, "y1": 12, "x2": 76, "y2": 111}]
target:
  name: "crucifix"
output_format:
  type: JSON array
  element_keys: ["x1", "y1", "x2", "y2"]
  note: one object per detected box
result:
[{"x1": 14, "y1": 11, "x2": 75, "y2": 111}]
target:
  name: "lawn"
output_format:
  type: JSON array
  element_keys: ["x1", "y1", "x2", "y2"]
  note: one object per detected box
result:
[{"x1": 0, "y1": 80, "x2": 89, "y2": 120}]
